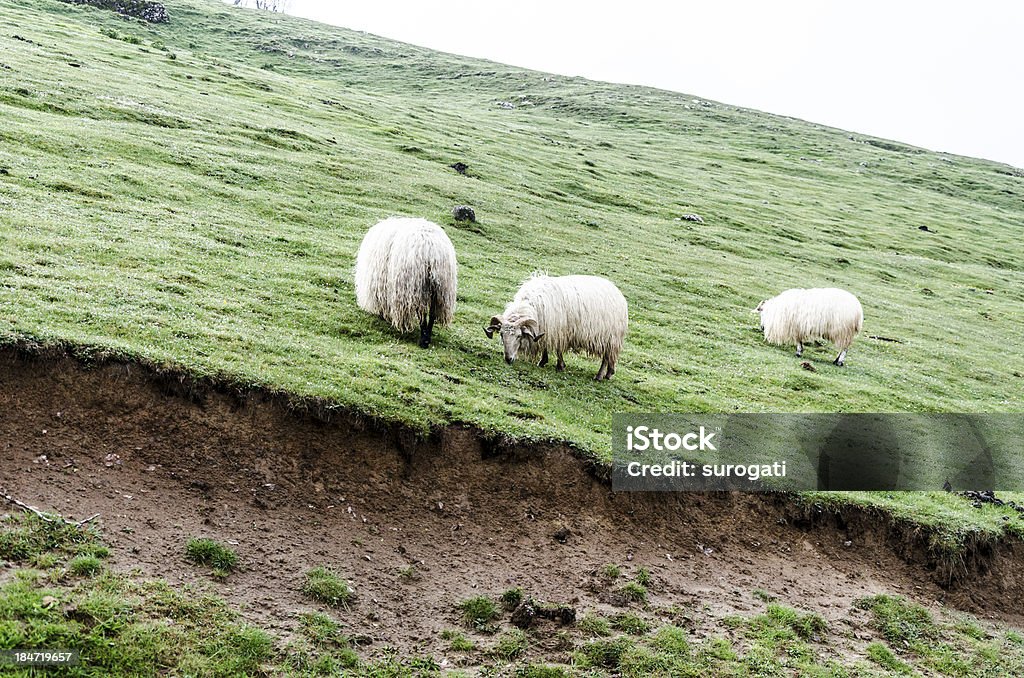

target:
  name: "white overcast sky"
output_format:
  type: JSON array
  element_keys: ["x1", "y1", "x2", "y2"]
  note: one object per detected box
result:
[{"x1": 248, "y1": 1, "x2": 1024, "y2": 169}]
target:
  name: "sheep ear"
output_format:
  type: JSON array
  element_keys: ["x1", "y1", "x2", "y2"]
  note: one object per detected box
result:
[
  {"x1": 753, "y1": 300, "x2": 766, "y2": 313},
  {"x1": 519, "y1": 317, "x2": 541, "y2": 340}
]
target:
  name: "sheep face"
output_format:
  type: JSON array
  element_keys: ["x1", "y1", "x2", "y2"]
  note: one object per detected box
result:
[{"x1": 485, "y1": 314, "x2": 544, "y2": 364}]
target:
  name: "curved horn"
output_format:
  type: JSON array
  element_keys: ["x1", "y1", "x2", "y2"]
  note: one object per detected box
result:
[
  {"x1": 518, "y1": 317, "x2": 544, "y2": 341},
  {"x1": 485, "y1": 315, "x2": 503, "y2": 339}
]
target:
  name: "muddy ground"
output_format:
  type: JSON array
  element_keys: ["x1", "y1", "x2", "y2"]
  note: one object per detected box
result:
[{"x1": 1, "y1": 346, "x2": 1021, "y2": 666}]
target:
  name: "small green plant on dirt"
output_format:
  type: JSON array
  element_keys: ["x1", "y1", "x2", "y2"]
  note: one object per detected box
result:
[
  {"x1": 651, "y1": 625, "x2": 690, "y2": 657},
  {"x1": 302, "y1": 566, "x2": 353, "y2": 608},
  {"x1": 500, "y1": 587, "x2": 524, "y2": 610},
  {"x1": 574, "y1": 636, "x2": 636, "y2": 670},
  {"x1": 490, "y1": 629, "x2": 528, "y2": 661},
  {"x1": 618, "y1": 581, "x2": 647, "y2": 603},
  {"x1": 185, "y1": 537, "x2": 239, "y2": 578},
  {"x1": 610, "y1": 612, "x2": 651, "y2": 635},
  {"x1": 752, "y1": 588, "x2": 777, "y2": 603},
  {"x1": 600, "y1": 563, "x2": 622, "y2": 580},
  {"x1": 457, "y1": 595, "x2": 499, "y2": 633},
  {"x1": 397, "y1": 565, "x2": 419, "y2": 582},
  {"x1": 68, "y1": 554, "x2": 103, "y2": 577},
  {"x1": 440, "y1": 628, "x2": 475, "y2": 652},
  {"x1": 857, "y1": 594, "x2": 937, "y2": 645},
  {"x1": 578, "y1": 613, "x2": 612, "y2": 637},
  {"x1": 634, "y1": 567, "x2": 652, "y2": 587},
  {"x1": 514, "y1": 665, "x2": 571, "y2": 678},
  {"x1": 866, "y1": 642, "x2": 913, "y2": 674}
]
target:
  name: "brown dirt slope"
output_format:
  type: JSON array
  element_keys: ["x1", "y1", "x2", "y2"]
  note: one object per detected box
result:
[{"x1": 1, "y1": 344, "x2": 1021, "y2": 662}]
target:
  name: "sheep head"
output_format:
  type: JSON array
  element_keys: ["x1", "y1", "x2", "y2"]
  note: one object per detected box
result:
[{"x1": 486, "y1": 314, "x2": 544, "y2": 364}]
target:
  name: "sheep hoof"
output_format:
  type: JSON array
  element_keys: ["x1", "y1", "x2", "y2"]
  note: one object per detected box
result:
[{"x1": 833, "y1": 359, "x2": 844, "y2": 367}]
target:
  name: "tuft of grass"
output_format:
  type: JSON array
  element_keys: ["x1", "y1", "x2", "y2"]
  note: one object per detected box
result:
[
  {"x1": 651, "y1": 625, "x2": 690, "y2": 657},
  {"x1": 302, "y1": 566, "x2": 353, "y2": 608},
  {"x1": 68, "y1": 554, "x2": 103, "y2": 577},
  {"x1": 578, "y1": 613, "x2": 612, "y2": 637},
  {"x1": 618, "y1": 581, "x2": 648, "y2": 603},
  {"x1": 634, "y1": 567, "x2": 652, "y2": 587},
  {"x1": 500, "y1": 587, "x2": 524, "y2": 610},
  {"x1": 514, "y1": 665, "x2": 571, "y2": 678},
  {"x1": 490, "y1": 628, "x2": 528, "y2": 661},
  {"x1": 184, "y1": 538, "x2": 239, "y2": 577},
  {"x1": 866, "y1": 642, "x2": 913, "y2": 674},
  {"x1": 610, "y1": 612, "x2": 651, "y2": 635},
  {"x1": 457, "y1": 595, "x2": 499, "y2": 633},
  {"x1": 397, "y1": 565, "x2": 419, "y2": 582},
  {"x1": 600, "y1": 564, "x2": 622, "y2": 580},
  {"x1": 0, "y1": 513, "x2": 103, "y2": 563},
  {"x1": 575, "y1": 636, "x2": 636, "y2": 670},
  {"x1": 857, "y1": 594, "x2": 937, "y2": 645},
  {"x1": 440, "y1": 628, "x2": 475, "y2": 652},
  {"x1": 752, "y1": 588, "x2": 777, "y2": 603}
]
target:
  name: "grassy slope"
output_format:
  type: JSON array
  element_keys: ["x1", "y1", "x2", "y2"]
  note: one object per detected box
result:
[{"x1": 1, "y1": 0, "x2": 1023, "y2": 532}]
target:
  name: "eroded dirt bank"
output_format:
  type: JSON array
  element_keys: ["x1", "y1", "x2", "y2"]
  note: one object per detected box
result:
[{"x1": 1, "y1": 345, "x2": 1021, "y2": 660}]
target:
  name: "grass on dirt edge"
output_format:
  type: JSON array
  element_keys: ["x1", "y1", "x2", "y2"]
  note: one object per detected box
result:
[{"x1": 3, "y1": 511, "x2": 1024, "y2": 676}]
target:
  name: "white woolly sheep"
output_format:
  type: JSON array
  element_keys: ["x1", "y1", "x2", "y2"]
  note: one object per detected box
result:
[
  {"x1": 354, "y1": 217, "x2": 457, "y2": 348},
  {"x1": 486, "y1": 273, "x2": 628, "y2": 380},
  {"x1": 755, "y1": 287, "x2": 863, "y2": 366}
]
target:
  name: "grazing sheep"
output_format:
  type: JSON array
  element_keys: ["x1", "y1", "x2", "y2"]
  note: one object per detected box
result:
[
  {"x1": 354, "y1": 217, "x2": 457, "y2": 348},
  {"x1": 485, "y1": 273, "x2": 628, "y2": 380},
  {"x1": 755, "y1": 288, "x2": 863, "y2": 366}
]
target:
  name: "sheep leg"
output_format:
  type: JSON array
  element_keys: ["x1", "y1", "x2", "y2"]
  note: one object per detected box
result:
[
  {"x1": 605, "y1": 357, "x2": 615, "y2": 380},
  {"x1": 418, "y1": 294, "x2": 437, "y2": 348},
  {"x1": 595, "y1": 356, "x2": 608, "y2": 381},
  {"x1": 833, "y1": 349, "x2": 847, "y2": 367},
  {"x1": 539, "y1": 349, "x2": 549, "y2": 367},
  {"x1": 556, "y1": 353, "x2": 566, "y2": 372},
  {"x1": 795, "y1": 341, "x2": 804, "y2": 357}
]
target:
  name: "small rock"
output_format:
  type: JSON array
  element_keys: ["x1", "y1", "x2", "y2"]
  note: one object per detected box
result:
[
  {"x1": 452, "y1": 205, "x2": 476, "y2": 222},
  {"x1": 552, "y1": 527, "x2": 571, "y2": 544},
  {"x1": 801, "y1": 361, "x2": 816, "y2": 372},
  {"x1": 679, "y1": 213, "x2": 704, "y2": 224},
  {"x1": 497, "y1": 101, "x2": 515, "y2": 109},
  {"x1": 449, "y1": 162, "x2": 468, "y2": 175}
]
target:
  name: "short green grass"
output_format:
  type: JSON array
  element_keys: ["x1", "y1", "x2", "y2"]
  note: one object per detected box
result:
[
  {"x1": 184, "y1": 537, "x2": 239, "y2": 578},
  {"x1": 1, "y1": 0, "x2": 1023, "y2": 571},
  {"x1": 457, "y1": 595, "x2": 500, "y2": 633},
  {"x1": 301, "y1": 566, "x2": 353, "y2": 608}
]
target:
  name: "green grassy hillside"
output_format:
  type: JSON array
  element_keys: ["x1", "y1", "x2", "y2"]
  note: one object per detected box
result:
[{"x1": 2, "y1": 0, "x2": 1022, "y2": 462}]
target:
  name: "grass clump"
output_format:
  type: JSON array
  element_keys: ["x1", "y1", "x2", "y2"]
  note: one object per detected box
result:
[
  {"x1": 0, "y1": 513, "x2": 103, "y2": 563},
  {"x1": 302, "y1": 566, "x2": 353, "y2": 608},
  {"x1": 634, "y1": 567, "x2": 652, "y2": 587},
  {"x1": 578, "y1": 613, "x2": 612, "y2": 637},
  {"x1": 490, "y1": 628, "x2": 528, "y2": 661},
  {"x1": 440, "y1": 628, "x2": 475, "y2": 652},
  {"x1": 857, "y1": 594, "x2": 937, "y2": 645},
  {"x1": 610, "y1": 612, "x2": 651, "y2": 635},
  {"x1": 184, "y1": 538, "x2": 239, "y2": 578},
  {"x1": 866, "y1": 641, "x2": 913, "y2": 674},
  {"x1": 500, "y1": 586, "x2": 524, "y2": 610},
  {"x1": 600, "y1": 563, "x2": 622, "y2": 580},
  {"x1": 575, "y1": 636, "x2": 636, "y2": 670},
  {"x1": 68, "y1": 554, "x2": 104, "y2": 577},
  {"x1": 514, "y1": 665, "x2": 571, "y2": 678},
  {"x1": 458, "y1": 595, "x2": 499, "y2": 632},
  {"x1": 618, "y1": 581, "x2": 648, "y2": 603},
  {"x1": 651, "y1": 625, "x2": 690, "y2": 657}
]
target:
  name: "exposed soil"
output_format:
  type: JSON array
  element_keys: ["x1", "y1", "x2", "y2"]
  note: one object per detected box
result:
[{"x1": 1, "y1": 345, "x2": 1021, "y2": 665}]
